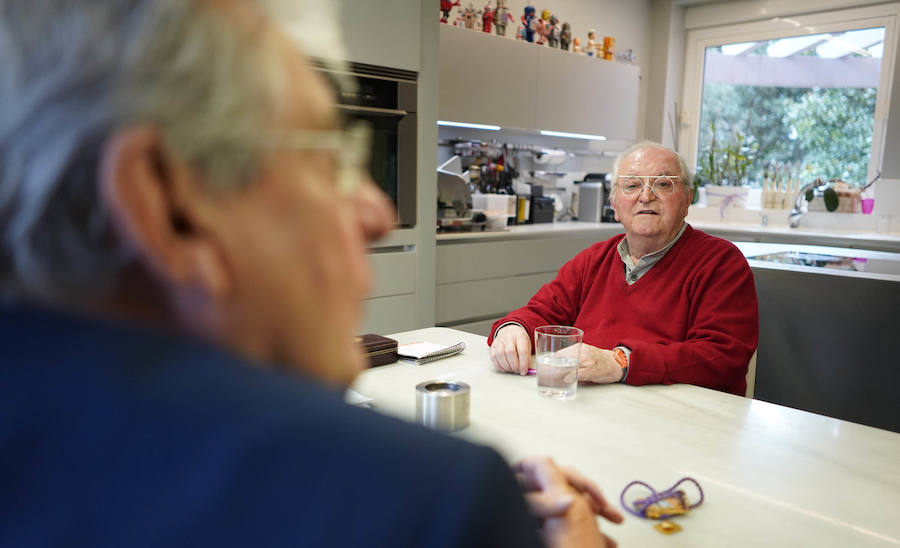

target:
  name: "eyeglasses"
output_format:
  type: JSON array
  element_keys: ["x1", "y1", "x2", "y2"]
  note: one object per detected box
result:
[
  {"x1": 617, "y1": 175, "x2": 682, "y2": 198},
  {"x1": 265, "y1": 121, "x2": 371, "y2": 196}
]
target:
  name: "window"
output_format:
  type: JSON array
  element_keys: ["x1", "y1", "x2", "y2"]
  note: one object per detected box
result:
[{"x1": 681, "y1": 5, "x2": 899, "y2": 191}]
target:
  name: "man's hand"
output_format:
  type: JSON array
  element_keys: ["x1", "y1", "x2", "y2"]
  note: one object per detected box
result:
[
  {"x1": 515, "y1": 457, "x2": 624, "y2": 548},
  {"x1": 490, "y1": 324, "x2": 532, "y2": 376},
  {"x1": 569, "y1": 343, "x2": 623, "y2": 384}
]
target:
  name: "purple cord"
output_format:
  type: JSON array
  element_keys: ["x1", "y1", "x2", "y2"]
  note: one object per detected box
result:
[{"x1": 619, "y1": 477, "x2": 704, "y2": 519}]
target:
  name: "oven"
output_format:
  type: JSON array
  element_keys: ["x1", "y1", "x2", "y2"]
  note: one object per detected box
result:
[{"x1": 317, "y1": 62, "x2": 418, "y2": 228}]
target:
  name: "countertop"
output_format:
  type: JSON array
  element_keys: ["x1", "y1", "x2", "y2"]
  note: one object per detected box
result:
[
  {"x1": 736, "y1": 242, "x2": 900, "y2": 282},
  {"x1": 436, "y1": 220, "x2": 900, "y2": 252},
  {"x1": 353, "y1": 327, "x2": 900, "y2": 548},
  {"x1": 436, "y1": 221, "x2": 622, "y2": 242}
]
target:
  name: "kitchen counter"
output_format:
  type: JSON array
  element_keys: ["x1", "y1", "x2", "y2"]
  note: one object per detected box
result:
[
  {"x1": 436, "y1": 221, "x2": 622, "y2": 242},
  {"x1": 437, "y1": 220, "x2": 900, "y2": 252},
  {"x1": 736, "y1": 242, "x2": 900, "y2": 282}
]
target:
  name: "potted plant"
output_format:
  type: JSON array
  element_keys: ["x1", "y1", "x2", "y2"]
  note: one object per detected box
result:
[{"x1": 695, "y1": 120, "x2": 755, "y2": 213}]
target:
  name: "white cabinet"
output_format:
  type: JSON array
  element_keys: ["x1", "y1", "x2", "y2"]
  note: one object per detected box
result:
[
  {"x1": 439, "y1": 25, "x2": 640, "y2": 139},
  {"x1": 337, "y1": 0, "x2": 421, "y2": 70},
  {"x1": 360, "y1": 229, "x2": 420, "y2": 335},
  {"x1": 435, "y1": 226, "x2": 622, "y2": 335},
  {"x1": 440, "y1": 25, "x2": 537, "y2": 129},
  {"x1": 534, "y1": 46, "x2": 639, "y2": 138}
]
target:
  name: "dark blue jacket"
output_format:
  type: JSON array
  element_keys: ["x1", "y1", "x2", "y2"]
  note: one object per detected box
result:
[{"x1": 0, "y1": 305, "x2": 543, "y2": 547}]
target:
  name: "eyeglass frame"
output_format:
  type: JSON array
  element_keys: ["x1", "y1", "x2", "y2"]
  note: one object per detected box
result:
[
  {"x1": 263, "y1": 121, "x2": 371, "y2": 196},
  {"x1": 615, "y1": 174, "x2": 684, "y2": 198}
]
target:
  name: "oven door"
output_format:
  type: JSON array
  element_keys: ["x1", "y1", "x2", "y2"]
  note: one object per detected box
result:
[{"x1": 339, "y1": 102, "x2": 417, "y2": 228}]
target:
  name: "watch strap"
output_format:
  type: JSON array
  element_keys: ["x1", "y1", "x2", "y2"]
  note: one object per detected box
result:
[{"x1": 613, "y1": 345, "x2": 631, "y2": 382}]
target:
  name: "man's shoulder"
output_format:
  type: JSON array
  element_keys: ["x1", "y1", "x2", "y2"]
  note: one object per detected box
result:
[
  {"x1": 0, "y1": 305, "x2": 531, "y2": 546},
  {"x1": 0, "y1": 303, "x2": 485, "y2": 464}
]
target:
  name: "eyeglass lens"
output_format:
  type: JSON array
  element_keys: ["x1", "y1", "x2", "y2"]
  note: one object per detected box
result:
[{"x1": 620, "y1": 176, "x2": 678, "y2": 197}]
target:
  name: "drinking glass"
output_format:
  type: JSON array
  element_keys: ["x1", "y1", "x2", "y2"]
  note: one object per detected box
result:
[
  {"x1": 534, "y1": 325, "x2": 583, "y2": 400},
  {"x1": 876, "y1": 213, "x2": 893, "y2": 234}
]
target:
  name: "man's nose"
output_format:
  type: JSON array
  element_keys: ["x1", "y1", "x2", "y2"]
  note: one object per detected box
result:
[
  {"x1": 638, "y1": 184, "x2": 656, "y2": 201},
  {"x1": 352, "y1": 178, "x2": 395, "y2": 243}
]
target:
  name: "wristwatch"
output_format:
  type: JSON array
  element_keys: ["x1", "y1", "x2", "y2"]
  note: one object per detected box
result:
[{"x1": 613, "y1": 346, "x2": 630, "y2": 382}]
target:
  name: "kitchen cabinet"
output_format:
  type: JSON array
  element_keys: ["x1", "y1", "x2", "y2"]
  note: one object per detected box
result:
[
  {"x1": 336, "y1": 0, "x2": 421, "y2": 71},
  {"x1": 331, "y1": 1, "x2": 439, "y2": 333},
  {"x1": 440, "y1": 25, "x2": 640, "y2": 138},
  {"x1": 360, "y1": 229, "x2": 420, "y2": 335},
  {"x1": 738, "y1": 242, "x2": 900, "y2": 433},
  {"x1": 435, "y1": 224, "x2": 622, "y2": 335}
]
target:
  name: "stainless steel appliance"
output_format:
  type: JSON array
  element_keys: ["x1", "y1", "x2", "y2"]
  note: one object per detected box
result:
[
  {"x1": 317, "y1": 62, "x2": 418, "y2": 227},
  {"x1": 577, "y1": 182, "x2": 604, "y2": 222},
  {"x1": 436, "y1": 156, "x2": 485, "y2": 231},
  {"x1": 577, "y1": 174, "x2": 616, "y2": 222}
]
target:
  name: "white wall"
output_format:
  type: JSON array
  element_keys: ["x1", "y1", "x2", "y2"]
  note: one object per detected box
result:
[{"x1": 644, "y1": 0, "x2": 687, "y2": 148}]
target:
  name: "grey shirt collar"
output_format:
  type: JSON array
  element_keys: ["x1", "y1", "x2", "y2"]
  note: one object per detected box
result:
[{"x1": 617, "y1": 222, "x2": 688, "y2": 285}]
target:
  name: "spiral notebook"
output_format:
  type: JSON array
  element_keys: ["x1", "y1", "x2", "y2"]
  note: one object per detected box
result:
[{"x1": 397, "y1": 341, "x2": 466, "y2": 365}]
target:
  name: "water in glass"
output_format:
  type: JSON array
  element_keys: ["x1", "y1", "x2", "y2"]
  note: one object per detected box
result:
[{"x1": 536, "y1": 354, "x2": 578, "y2": 399}]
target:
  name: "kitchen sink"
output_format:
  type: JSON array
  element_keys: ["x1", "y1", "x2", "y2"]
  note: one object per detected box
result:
[{"x1": 749, "y1": 251, "x2": 900, "y2": 275}]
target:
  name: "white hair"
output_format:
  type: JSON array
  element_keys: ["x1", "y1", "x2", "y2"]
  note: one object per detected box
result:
[
  {"x1": 0, "y1": 0, "x2": 347, "y2": 302},
  {"x1": 609, "y1": 141, "x2": 693, "y2": 205}
]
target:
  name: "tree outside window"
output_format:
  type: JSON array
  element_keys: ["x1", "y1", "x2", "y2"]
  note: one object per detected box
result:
[{"x1": 695, "y1": 28, "x2": 884, "y2": 188}]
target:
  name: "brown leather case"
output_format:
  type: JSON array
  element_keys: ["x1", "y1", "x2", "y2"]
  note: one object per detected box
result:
[{"x1": 355, "y1": 334, "x2": 399, "y2": 368}]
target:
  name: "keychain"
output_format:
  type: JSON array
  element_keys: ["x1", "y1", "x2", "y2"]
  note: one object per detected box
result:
[{"x1": 620, "y1": 477, "x2": 704, "y2": 535}]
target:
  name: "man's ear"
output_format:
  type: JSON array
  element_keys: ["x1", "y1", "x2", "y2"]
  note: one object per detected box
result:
[
  {"x1": 99, "y1": 126, "x2": 232, "y2": 300},
  {"x1": 610, "y1": 193, "x2": 621, "y2": 222},
  {"x1": 683, "y1": 186, "x2": 694, "y2": 216}
]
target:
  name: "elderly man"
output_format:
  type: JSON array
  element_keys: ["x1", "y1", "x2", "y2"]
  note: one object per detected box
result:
[
  {"x1": 0, "y1": 1, "x2": 623, "y2": 546},
  {"x1": 489, "y1": 142, "x2": 758, "y2": 395}
]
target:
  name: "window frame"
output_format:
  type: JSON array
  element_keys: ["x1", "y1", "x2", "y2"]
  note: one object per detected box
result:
[{"x1": 679, "y1": 3, "x2": 900, "y2": 187}]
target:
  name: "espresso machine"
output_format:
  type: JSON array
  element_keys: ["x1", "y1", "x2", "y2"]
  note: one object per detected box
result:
[{"x1": 436, "y1": 156, "x2": 486, "y2": 231}]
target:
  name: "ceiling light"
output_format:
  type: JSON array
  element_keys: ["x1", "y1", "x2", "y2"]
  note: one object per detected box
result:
[
  {"x1": 437, "y1": 121, "x2": 501, "y2": 130},
  {"x1": 539, "y1": 130, "x2": 606, "y2": 141}
]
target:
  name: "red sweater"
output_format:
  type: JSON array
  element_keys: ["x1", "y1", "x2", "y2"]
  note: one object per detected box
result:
[{"x1": 488, "y1": 226, "x2": 759, "y2": 395}]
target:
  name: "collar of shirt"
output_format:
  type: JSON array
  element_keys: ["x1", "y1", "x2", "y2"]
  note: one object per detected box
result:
[{"x1": 617, "y1": 222, "x2": 688, "y2": 285}]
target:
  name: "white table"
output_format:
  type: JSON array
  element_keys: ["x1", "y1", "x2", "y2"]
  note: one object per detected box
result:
[{"x1": 352, "y1": 327, "x2": 900, "y2": 547}]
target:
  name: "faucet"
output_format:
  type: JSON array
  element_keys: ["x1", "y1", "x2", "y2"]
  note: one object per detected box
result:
[{"x1": 789, "y1": 181, "x2": 820, "y2": 228}]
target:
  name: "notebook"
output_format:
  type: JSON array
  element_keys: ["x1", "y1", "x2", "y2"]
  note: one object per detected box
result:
[{"x1": 397, "y1": 340, "x2": 466, "y2": 365}]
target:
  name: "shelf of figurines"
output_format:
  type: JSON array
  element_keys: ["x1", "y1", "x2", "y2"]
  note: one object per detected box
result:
[
  {"x1": 440, "y1": 3, "x2": 636, "y2": 63},
  {"x1": 439, "y1": 24, "x2": 640, "y2": 139}
]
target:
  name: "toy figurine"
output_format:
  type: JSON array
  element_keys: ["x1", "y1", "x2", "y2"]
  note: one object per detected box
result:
[
  {"x1": 460, "y1": 2, "x2": 479, "y2": 30},
  {"x1": 481, "y1": 4, "x2": 495, "y2": 33},
  {"x1": 547, "y1": 15, "x2": 560, "y2": 48},
  {"x1": 617, "y1": 48, "x2": 636, "y2": 64},
  {"x1": 602, "y1": 35, "x2": 615, "y2": 60},
  {"x1": 559, "y1": 21, "x2": 572, "y2": 50},
  {"x1": 586, "y1": 30, "x2": 596, "y2": 56},
  {"x1": 440, "y1": 0, "x2": 460, "y2": 23},
  {"x1": 535, "y1": 16, "x2": 546, "y2": 44},
  {"x1": 494, "y1": 0, "x2": 513, "y2": 36},
  {"x1": 518, "y1": 6, "x2": 536, "y2": 42},
  {"x1": 572, "y1": 37, "x2": 582, "y2": 54},
  {"x1": 535, "y1": 9, "x2": 551, "y2": 45}
]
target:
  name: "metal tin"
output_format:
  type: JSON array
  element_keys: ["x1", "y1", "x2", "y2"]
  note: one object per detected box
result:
[{"x1": 415, "y1": 381, "x2": 470, "y2": 432}]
